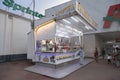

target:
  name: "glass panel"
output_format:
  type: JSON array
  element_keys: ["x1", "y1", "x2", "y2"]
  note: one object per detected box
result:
[{"x1": 36, "y1": 20, "x2": 82, "y2": 53}]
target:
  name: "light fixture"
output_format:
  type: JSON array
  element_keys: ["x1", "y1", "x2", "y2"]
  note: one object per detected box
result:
[
  {"x1": 50, "y1": 41, "x2": 53, "y2": 44},
  {"x1": 85, "y1": 25, "x2": 92, "y2": 30},
  {"x1": 75, "y1": 16, "x2": 93, "y2": 30},
  {"x1": 72, "y1": 28, "x2": 83, "y2": 34},
  {"x1": 65, "y1": 25, "x2": 72, "y2": 30},
  {"x1": 59, "y1": 23, "x2": 63, "y2": 26},
  {"x1": 71, "y1": 16, "x2": 79, "y2": 22},
  {"x1": 75, "y1": 16, "x2": 84, "y2": 23},
  {"x1": 63, "y1": 19, "x2": 71, "y2": 24},
  {"x1": 57, "y1": 34, "x2": 64, "y2": 37}
]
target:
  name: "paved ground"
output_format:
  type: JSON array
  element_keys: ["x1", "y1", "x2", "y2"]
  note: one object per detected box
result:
[
  {"x1": 25, "y1": 59, "x2": 93, "y2": 79},
  {"x1": 0, "y1": 59, "x2": 120, "y2": 80}
]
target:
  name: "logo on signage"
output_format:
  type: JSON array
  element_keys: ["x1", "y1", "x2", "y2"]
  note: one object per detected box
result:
[
  {"x1": 56, "y1": 4, "x2": 74, "y2": 16},
  {"x1": 2, "y1": 0, "x2": 45, "y2": 18},
  {"x1": 103, "y1": 4, "x2": 120, "y2": 28}
]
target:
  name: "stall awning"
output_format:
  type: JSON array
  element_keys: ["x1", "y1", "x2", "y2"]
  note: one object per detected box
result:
[
  {"x1": 45, "y1": 0, "x2": 97, "y2": 30},
  {"x1": 35, "y1": 0, "x2": 97, "y2": 36}
]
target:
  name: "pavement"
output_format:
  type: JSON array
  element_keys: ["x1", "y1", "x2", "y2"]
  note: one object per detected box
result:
[
  {"x1": 0, "y1": 59, "x2": 120, "y2": 80},
  {"x1": 25, "y1": 59, "x2": 93, "y2": 79}
]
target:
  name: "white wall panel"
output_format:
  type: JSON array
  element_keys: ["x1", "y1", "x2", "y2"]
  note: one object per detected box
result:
[
  {"x1": 83, "y1": 34, "x2": 96, "y2": 57},
  {"x1": 0, "y1": 10, "x2": 31, "y2": 55},
  {"x1": 12, "y1": 17, "x2": 31, "y2": 54},
  {"x1": 4, "y1": 15, "x2": 13, "y2": 54},
  {"x1": 0, "y1": 12, "x2": 6, "y2": 55}
]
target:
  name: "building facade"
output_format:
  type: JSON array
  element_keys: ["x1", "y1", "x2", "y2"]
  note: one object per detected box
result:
[
  {"x1": 79, "y1": 0, "x2": 120, "y2": 57},
  {"x1": 0, "y1": 0, "x2": 119, "y2": 63},
  {"x1": 0, "y1": 9, "x2": 31, "y2": 62}
]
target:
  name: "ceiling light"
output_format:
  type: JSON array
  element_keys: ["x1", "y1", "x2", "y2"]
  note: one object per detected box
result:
[
  {"x1": 71, "y1": 16, "x2": 79, "y2": 22},
  {"x1": 75, "y1": 16, "x2": 84, "y2": 23},
  {"x1": 85, "y1": 26, "x2": 90, "y2": 30},
  {"x1": 65, "y1": 25, "x2": 72, "y2": 30},
  {"x1": 63, "y1": 19, "x2": 71, "y2": 24},
  {"x1": 59, "y1": 23, "x2": 63, "y2": 26}
]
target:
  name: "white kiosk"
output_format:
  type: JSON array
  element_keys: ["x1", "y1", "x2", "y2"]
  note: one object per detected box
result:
[{"x1": 26, "y1": 1, "x2": 97, "y2": 78}]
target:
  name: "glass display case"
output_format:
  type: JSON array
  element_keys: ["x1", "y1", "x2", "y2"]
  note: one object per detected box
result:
[
  {"x1": 37, "y1": 36, "x2": 80, "y2": 53},
  {"x1": 35, "y1": 21, "x2": 82, "y2": 64}
]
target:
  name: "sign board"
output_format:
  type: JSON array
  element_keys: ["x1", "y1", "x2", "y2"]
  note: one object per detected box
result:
[
  {"x1": 103, "y1": 4, "x2": 120, "y2": 28},
  {"x1": 55, "y1": 3, "x2": 75, "y2": 19},
  {"x1": 35, "y1": 51, "x2": 80, "y2": 65},
  {"x1": 2, "y1": 0, "x2": 45, "y2": 18}
]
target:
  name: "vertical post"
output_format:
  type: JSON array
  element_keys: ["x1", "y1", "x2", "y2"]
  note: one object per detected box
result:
[
  {"x1": 31, "y1": 0, "x2": 36, "y2": 61},
  {"x1": 32, "y1": 0, "x2": 35, "y2": 29}
]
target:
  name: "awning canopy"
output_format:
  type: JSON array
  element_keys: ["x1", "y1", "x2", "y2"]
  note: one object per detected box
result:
[{"x1": 35, "y1": 0, "x2": 97, "y2": 36}]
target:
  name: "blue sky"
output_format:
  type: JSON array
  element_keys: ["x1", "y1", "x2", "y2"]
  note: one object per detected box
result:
[{"x1": 0, "y1": 0, "x2": 71, "y2": 19}]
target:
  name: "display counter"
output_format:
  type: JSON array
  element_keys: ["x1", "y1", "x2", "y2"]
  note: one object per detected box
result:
[
  {"x1": 35, "y1": 51, "x2": 80, "y2": 65},
  {"x1": 35, "y1": 20, "x2": 82, "y2": 65}
]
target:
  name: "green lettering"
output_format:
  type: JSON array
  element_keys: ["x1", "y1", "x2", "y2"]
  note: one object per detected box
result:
[
  {"x1": 38, "y1": 14, "x2": 45, "y2": 18},
  {"x1": 29, "y1": 10, "x2": 34, "y2": 15},
  {"x1": 2, "y1": 0, "x2": 14, "y2": 7},
  {"x1": 13, "y1": 3, "x2": 21, "y2": 10},
  {"x1": 115, "y1": 18, "x2": 120, "y2": 24},
  {"x1": 26, "y1": 8, "x2": 33, "y2": 15},
  {"x1": 26, "y1": 7, "x2": 30, "y2": 14},
  {"x1": 32, "y1": 12, "x2": 36, "y2": 16},
  {"x1": 21, "y1": 7, "x2": 27, "y2": 12},
  {"x1": 34, "y1": 12, "x2": 39, "y2": 17},
  {"x1": 2, "y1": 0, "x2": 45, "y2": 18},
  {"x1": 103, "y1": 16, "x2": 120, "y2": 24},
  {"x1": 103, "y1": 16, "x2": 113, "y2": 21}
]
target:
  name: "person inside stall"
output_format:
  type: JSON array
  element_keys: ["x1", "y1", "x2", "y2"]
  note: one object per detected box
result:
[
  {"x1": 55, "y1": 44, "x2": 59, "y2": 52},
  {"x1": 63, "y1": 43, "x2": 68, "y2": 53},
  {"x1": 54, "y1": 42, "x2": 58, "y2": 52},
  {"x1": 46, "y1": 40, "x2": 49, "y2": 51}
]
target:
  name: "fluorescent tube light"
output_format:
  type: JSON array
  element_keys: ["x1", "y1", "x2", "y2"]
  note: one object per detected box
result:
[
  {"x1": 63, "y1": 19, "x2": 71, "y2": 24},
  {"x1": 71, "y1": 16, "x2": 79, "y2": 22},
  {"x1": 85, "y1": 26, "x2": 89, "y2": 29}
]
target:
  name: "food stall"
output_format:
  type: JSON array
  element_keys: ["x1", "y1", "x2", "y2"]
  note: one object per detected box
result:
[
  {"x1": 28, "y1": 0, "x2": 97, "y2": 66},
  {"x1": 35, "y1": 20, "x2": 82, "y2": 65}
]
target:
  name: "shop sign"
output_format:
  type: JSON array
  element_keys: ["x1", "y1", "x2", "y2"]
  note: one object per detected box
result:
[
  {"x1": 56, "y1": 54, "x2": 75, "y2": 61},
  {"x1": 103, "y1": 4, "x2": 120, "y2": 28},
  {"x1": 2, "y1": 0, "x2": 45, "y2": 18},
  {"x1": 76, "y1": 2, "x2": 97, "y2": 28},
  {"x1": 35, "y1": 51, "x2": 80, "y2": 64},
  {"x1": 56, "y1": 4, "x2": 74, "y2": 17}
]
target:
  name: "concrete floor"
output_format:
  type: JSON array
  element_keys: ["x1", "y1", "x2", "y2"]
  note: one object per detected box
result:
[
  {"x1": 0, "y1": 59, "x2": 120, "y2": 80},
  {"x1": 25, "y1": 59, "x2": 93, "y2": 79}
]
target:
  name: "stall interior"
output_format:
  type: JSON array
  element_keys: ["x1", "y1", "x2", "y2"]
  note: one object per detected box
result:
[
  {"x1": 36, "y1": 18, "x2": 82, "y2": 53},
  {"x1": 36, "y1": 15, "x2": 94, "y2": 54},
  {"x1": 35, "y1": 15, "x2": 95, "y2": 64},
  {"x1": 39, "y1": 36, "x2": 80, "y2": 53}
]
